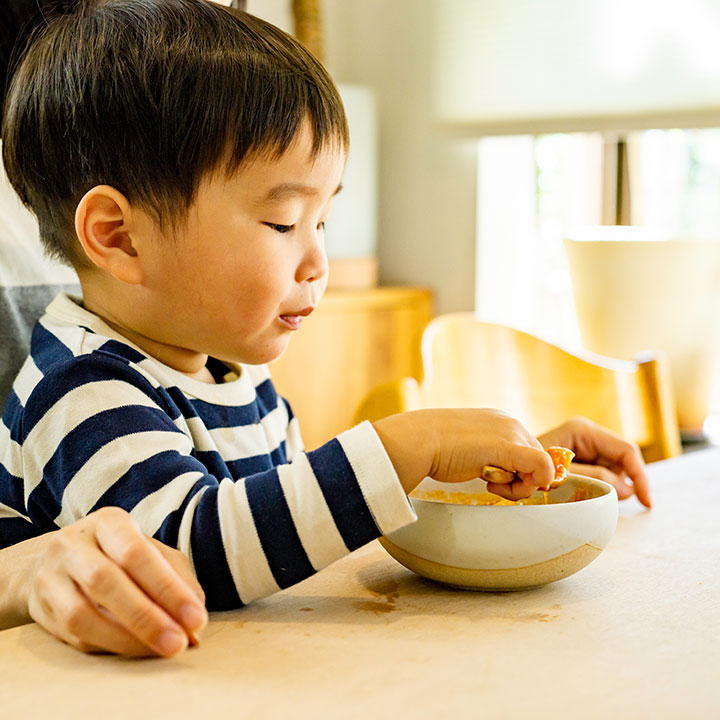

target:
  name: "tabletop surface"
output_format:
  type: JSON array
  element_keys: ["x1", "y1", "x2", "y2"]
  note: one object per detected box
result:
[{"x1": 2, "y1": 448, "x2": 719, "y2": 720}]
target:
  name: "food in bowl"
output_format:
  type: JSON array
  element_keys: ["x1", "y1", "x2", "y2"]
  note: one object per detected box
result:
[
  {"x1": 381, "y1": 473, "x2": 618, "y2": 591},
  {"x1": 411, "y1": 484, "x2": 589, "y2": 506}
]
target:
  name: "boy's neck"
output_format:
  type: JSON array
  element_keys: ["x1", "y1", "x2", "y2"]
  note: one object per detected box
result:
[
  {"x1": 78, "y1": 290, "x2": 215, "y2": 382},
  {"x1": 103, "y1": 317, "x2": 216, "y2": 383}
]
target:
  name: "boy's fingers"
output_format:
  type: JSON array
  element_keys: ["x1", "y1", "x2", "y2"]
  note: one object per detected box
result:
[
  {"x1": 562, "y1": 419, "x2": 651, "y2": 507},
  {"x1": 614, "y1": 445, "x2": 651, "y2": 508},
  {"x1": 571, "y1": 460, "x2": 650, "y2": 507},
  {"x1": 481, "y1": 466, "x2": 515, "y2": 485},
  {"x1": 508, "y1": 446, "x2": 555, "y2": 487},
  {"x1": 597, "y1": 438, "x2": 647, "y2": 484},
  {"x1": 482, "y1": 445, "x2": 555, "y2": 498},
  {"x1": 632, "y1": 474, "x2": 652, "y2": 508},
  {"x1": 570, "y1": 462, "x2": 627, "y2": 492},
  {"x1": 94, "y1": 512, "x2": 208, "y2": 635},
  {"x1": 484, "y1": 479, "x2": 537, "y2": 501}
]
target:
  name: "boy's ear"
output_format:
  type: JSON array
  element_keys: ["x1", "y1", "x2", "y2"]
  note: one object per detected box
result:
[{"x1": 75, "y1": 185, "x2": 143, "y2": 285}]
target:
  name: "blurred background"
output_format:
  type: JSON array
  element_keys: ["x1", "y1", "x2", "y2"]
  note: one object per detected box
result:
[{"x1": 243, "y1": 0, "x2": 720, "y2": 446}]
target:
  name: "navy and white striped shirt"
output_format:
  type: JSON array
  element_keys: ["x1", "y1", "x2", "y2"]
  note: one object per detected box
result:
[{"x1": 0, "y1": 293, "x2": 416, "y2": 610}]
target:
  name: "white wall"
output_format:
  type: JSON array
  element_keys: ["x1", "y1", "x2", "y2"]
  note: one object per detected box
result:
[
  {"x1": 435, "y1": 0, "x2": 720, "y2": 132},
  {"x1": 248, "y1": 0, "x2": 478, "y2": 313},
  {"x1": 245, "y1": 0, "x2": 292, "y2": 32}
]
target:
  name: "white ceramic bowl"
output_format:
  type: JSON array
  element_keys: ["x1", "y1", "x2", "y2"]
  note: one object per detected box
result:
[{"x1": 381, "y1": 473, "x2": 618, "y2": 591}]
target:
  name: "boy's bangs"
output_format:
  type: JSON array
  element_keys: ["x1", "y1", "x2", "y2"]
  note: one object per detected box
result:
[
  {"x1": 1, "y1": 0, "x2": 348, "y2": 265},
  {"x1": 214, "y1": 60, "x2": 348, "y2": 176}
]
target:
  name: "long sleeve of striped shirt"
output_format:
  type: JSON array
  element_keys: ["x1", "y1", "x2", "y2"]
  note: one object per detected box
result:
[{"x1": 0, "y1": 294, "x2": 417, "y2": 610}]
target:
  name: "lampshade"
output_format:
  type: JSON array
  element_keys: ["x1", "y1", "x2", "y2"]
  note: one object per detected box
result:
[
  {"x1": 434, "y1": 0, "x2": 720, "y2": 135},
  {"x1": 564, "y1": 227, "x2": 720, "y2": 436}
]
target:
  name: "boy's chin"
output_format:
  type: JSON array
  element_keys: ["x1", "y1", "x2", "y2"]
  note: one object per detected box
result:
[{"x1": 232, "y1": 337, "x2": 292, "y2": 366}]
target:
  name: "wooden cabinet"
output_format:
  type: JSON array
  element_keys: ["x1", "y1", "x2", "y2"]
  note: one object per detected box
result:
[{"x1": 269, "y1": 286, "x2": 433, "y2": 450}]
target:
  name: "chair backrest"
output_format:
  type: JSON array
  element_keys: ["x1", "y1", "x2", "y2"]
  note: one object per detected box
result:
[
  {"x1": 356, "y1": 313, "x2": 682, "y2": 463},
  {"x1": 0, "y1": 148, "x2": 80, "y2": 409}
]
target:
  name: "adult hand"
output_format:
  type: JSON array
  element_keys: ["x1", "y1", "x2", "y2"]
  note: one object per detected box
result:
[
  {"x1": 538, "y1": 416, "x2": 651, "y2": 508},
  {"x1": 23, "y1": 507, "x2": 208, "y2": 656}
]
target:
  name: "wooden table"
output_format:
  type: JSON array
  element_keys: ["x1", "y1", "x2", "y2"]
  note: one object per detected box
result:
[{"x1": 2, "y1": 449, "x2": 719, "y2": 719}]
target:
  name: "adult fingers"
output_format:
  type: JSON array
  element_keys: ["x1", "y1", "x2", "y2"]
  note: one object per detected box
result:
[
  {"x1": 65, "y1": 539, "x2": 190, "y2": 657},
  {"x1": 150, "y1": 539, "x2": 207, "y2": 645},
  {"x1": 29, "y1": 572, "x2": 157, "y2": 656},
  {"x1": 150, "y1": 538, "x2": 205, "y2": 605},
  {"x1": 92, "y1": 508, "x2": 207, "y2": 634}
]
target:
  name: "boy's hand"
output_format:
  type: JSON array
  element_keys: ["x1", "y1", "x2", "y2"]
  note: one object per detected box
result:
[
  {"x1": 537, "y1": 416, "x2": 651, "y2": 508},
  {"x1": 373, "y1": 409, "x2": 555, "y2": 501},
  {"x1": 25, "y1": 507, "x2": 208, "y2": 656}
]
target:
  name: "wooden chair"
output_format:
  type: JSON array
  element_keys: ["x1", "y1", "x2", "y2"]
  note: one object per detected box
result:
[{"x1": 354, "y1": 313, "x2": 682, "y2": 463}]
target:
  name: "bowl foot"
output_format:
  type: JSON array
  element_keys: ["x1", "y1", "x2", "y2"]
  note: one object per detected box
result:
[{"x1": 379, "y1": 537, "x2": 602, "y2": 591}]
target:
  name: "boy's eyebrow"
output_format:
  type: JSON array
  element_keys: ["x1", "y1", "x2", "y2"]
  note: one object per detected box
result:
[{"x1": 259, "y1": 182, "x2": 343, "y2": 204}]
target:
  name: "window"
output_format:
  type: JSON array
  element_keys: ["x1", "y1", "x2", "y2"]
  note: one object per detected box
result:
[
  {"x1": 630, "y1": 128, "x2": 720, "y2": 234},
  {"x1": 475, "y1": 128, "x2": 720, "y2": 423},
  {"x1": 475, "y1": 132, "x2": 603, "y2": 345}
]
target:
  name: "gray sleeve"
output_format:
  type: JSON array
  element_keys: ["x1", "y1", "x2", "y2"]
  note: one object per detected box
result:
[{"x1": 0, "y1": 283, "x2": 80, "y2": 409}]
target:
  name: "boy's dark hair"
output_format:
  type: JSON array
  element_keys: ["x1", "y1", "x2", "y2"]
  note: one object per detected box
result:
[
  {"x1": 1, "y1": 1, "x2": 76, "y2": 117},
  {"x1": 2, "y1": 0, "x2": 348, "y2": 267}
]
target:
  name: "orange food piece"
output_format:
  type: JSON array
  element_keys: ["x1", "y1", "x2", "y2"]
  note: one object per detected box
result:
[{"x1": 546, "y1": 446, "x2": 575, "y2": 486}]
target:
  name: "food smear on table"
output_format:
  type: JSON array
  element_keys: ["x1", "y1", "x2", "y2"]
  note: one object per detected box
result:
[{"x1": 411, "y1": 486, "x2": 589, "y2": 506}]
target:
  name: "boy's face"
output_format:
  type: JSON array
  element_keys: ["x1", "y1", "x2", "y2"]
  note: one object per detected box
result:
[{"x1": 137, "y1": 120, "x2": 345, "y2": 367}]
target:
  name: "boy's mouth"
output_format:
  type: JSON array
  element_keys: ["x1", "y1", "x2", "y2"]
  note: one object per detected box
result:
[{"x1": 279, "y1": 306, "x2": 314, "y2": 330}]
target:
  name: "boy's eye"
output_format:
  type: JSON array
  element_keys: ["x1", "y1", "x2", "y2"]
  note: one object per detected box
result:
[
  {"x1": 265, "y1": 223, "x2": 294, "y2": 234},
  {"x1": 317, "y1": 221, "x2": 326, "y2": 231}
]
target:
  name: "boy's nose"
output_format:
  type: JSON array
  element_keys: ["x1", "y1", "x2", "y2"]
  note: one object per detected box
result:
[{"x1": 297, "y1": 231, "x2": 328, "y2": 284}]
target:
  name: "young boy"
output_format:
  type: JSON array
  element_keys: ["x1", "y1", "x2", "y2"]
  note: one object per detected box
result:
[{"x1": 0, "y1": 0, "x2": 648, "y2": 623}]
